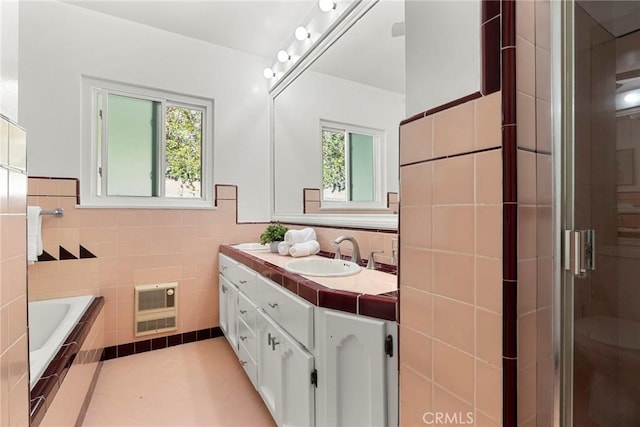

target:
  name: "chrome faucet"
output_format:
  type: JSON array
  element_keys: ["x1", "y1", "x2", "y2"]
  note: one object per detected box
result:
[{"x1": 333, "y1": 236, "x2": 361, "y2": 264}]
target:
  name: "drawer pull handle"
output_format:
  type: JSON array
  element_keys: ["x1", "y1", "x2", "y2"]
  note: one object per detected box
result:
[
  {"x1": 221, "y1": 285, "x2": 227, "y2": 293},
  {"x1": 268, "y1": 303, "x2": 278, "y2": 309},
  {"x1": 240, "y1": 360, "x2": 247, "y2": 366},
  {"x1": 239, "y1": 280, "x2": 247, "y2": 284},
  {"x1": 239, "y1": 309, "x2": 247, "y2": 315},
  {"x1": 271, "y1": 339, "x2": 280, "y2": 351},
  {"x1": 221, "y1": 266, "x2": 228, "y2": 271},
  {"x1": 240, "y1": 335, "x2": 247, "y2": 341}
]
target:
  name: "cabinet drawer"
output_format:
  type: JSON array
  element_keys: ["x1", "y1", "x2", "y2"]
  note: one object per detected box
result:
[
  {"x1": 219, "y1": 254, "x2": 238, "y2": 279},
  {"x1": 256, "y1": 275, "x2": 314, "y2": 349},
  {"x1": 238, "y1": 317, "x2": 257, "y2": 360},
  {"x1": 236, "y1": 264, "x2": 257, "y2": 296},
  {"x1": 238, "y1": 292, "x2": 257, "y2": 331},
  {"x1": 238, "y1": 344, "x2": 257, "y2": 389}
]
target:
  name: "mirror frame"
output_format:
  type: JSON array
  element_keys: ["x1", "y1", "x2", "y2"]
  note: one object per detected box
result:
[{"x1": 269, "y1": 0, "x2": 398, "y2": 231}]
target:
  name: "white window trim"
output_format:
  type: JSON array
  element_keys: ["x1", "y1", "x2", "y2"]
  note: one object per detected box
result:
[
  {"x1": 319, "y1": 119, "x2": 387, "y2": 210},
  {"x1": 81, "y1": 76, "x2": 214, "y2": 209}
]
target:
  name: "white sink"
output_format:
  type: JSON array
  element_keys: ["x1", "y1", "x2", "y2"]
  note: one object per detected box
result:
[
  {"x1": 285, "y1": 258, "x2": 361, "y2": 277},
  {"x1": 233, "y1": 243, "x2": 269, "y2": 251}
]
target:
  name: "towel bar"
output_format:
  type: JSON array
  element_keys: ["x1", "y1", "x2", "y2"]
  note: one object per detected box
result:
[{"x1": 40, "y1": 208, "x2": 64, "y2": 218}]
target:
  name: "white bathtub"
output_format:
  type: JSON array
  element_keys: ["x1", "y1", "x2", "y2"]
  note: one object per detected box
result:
[{"x1": 28, "y1": 295, "x2": 95, "y2": 389}]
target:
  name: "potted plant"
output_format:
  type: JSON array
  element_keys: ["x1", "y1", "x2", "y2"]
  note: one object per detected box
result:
[{"x1": 259, "y1": 222, "x2": 288, "y2": 253}]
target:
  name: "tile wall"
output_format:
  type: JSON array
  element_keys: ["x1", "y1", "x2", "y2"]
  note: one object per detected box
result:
[
  {"x1": 281, "y1": 222, "x2": 398, "y2": 267},
  {"x1": 26, "y1": 180, "x2": 265, "y2": 348},
  {"x1": 515, "y1": 0, "x2": 554, "y2": 425},
  {"x1": 0, "y1": 116, "x2": 29, "y2": 426},
  {"x1": 303, "y1": 188, "x2": 399, "y2": 214},
  {"x1": 398, "y1": 92, "x2": 503, "y2": 426}
]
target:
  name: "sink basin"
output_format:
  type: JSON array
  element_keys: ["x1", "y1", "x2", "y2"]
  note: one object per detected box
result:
[
  {"x1": 285, "y1": 258, "x2": 361, "y2": 277},
  {"x1": 233, "y1": 243, "x2": 269, "y2": 251}
]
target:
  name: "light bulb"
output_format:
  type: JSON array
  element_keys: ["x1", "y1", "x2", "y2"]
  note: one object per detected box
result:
[
  {"x1": 624, "y1": 92, "x2": 640, "y2": 104},
  {"x1": 295, "y1": 26, "x2": 310, "y2": 41},
  {"x1": 277, "y1": 50, "x2": 291, "y2": 63},
  {"x1": 263, "y1": 67, "x2": 275, "y2": 79},
  {"x1": 318, "y1": 0, "x2": 336, "y2": 12}
]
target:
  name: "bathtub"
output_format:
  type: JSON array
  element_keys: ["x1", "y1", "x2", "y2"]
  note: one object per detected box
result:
[{"x1": 28, "y1": 295, "x2": 95, "y2": 389}]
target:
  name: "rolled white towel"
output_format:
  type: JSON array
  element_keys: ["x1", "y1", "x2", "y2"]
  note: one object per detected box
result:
[
  {"x1": 284, "y1": 228, "x2": 316, "y2": 245},
  {"x1": 278, "y1": 241, "x2": 291, "y2": 256},
  {"x1": 27, "y1": 206, "x2": 43, "y2": 264},
  {"x1": 289, "y1": 240, "x2": 320, "y2": 258}
]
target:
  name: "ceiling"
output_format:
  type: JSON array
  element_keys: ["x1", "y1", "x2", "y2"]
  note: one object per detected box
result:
[
  {"x1": 65, "y1": 0, "x2": 405, "y2": 94},
  {"x1": 579, "y1": 0, "x2": 640, "y2": 37},
  {"x1": 66, "y1": 0, "x2": 317, "y2": 59}
]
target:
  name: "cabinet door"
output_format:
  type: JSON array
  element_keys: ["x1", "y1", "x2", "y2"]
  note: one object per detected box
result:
[
  {"x1": 256, "y1": 310, "x2": 315, "y2": 427},
  {"x1": 315, "y1": 308, "x2": 387, "y2": 427},
  {"x1": 219, "y1": 275, "x2": 238, "y2": 354}
]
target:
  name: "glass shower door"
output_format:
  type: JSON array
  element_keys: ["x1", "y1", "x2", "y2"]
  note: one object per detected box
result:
[{"x1": 565, "y1": 1, "x2": 640, "y2": 425}]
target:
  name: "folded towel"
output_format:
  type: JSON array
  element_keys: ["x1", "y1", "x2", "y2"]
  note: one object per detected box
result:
[
  {"x1": 278, "y1": 241, "x2": 291, "y2": 256},
  {"x1": 284, "y1": 228, "x2": 316, "y2": 245},
  {"x1": 27, "y1": 206, "x2": 43, "y2": 264},
  {"x1": 289, "y1": 240, "x2": 320, "y2": 258}
]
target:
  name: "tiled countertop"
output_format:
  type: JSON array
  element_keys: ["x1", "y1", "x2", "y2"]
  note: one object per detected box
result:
[{"x1": 220, "y1": 245, "x2": 398, "y2": 321}]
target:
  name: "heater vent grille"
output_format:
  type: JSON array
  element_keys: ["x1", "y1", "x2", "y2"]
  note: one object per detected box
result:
[{"x1": 134, "y1": 282, "x2": 178, "y2": 336}]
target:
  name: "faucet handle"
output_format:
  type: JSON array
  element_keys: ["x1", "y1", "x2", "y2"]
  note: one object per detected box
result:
[{"x1": 367, "y1": 250, "x2": 384, "y2": 269}]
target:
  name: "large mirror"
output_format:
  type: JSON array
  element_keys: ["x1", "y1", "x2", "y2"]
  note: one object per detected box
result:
[{"x1": 272, "y1": 0, "x2": 404, "y2": 229}]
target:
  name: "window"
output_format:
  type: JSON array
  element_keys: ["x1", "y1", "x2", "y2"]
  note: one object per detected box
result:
[
  {"x1": 82, "y1": 77, "x2": 213, "y2": 208},
  {"x1": 321, "y1": 121, "x2": 385, "y2": 208}
]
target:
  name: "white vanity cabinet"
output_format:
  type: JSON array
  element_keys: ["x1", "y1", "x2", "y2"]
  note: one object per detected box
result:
[
  {"x1": 218, "y1": 253, "x2": 398, "y2": 427},
  {"x1": 315, "y1": 308, "x2": 398, "y2": 427},
  {"x1": 218, "y1": 275, "x2": 239, "y2": 354},
  {"x1": 256, "y1": 309, "x2": 315, "y2": 427}
]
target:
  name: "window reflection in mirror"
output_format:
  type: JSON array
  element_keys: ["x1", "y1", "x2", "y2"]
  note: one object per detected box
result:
[{"x1": 272, "y1": 0, "x2": 404, "y2": 220}]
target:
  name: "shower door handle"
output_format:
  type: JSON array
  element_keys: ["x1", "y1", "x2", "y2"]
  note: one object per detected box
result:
[{"x1": 564, "y1": 229, "x2": 596, "y2": 277}]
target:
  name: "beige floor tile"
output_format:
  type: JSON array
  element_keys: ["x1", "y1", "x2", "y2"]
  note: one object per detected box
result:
[{"x1": 83, "y1": 338, "x2": 275, "y2": 427}]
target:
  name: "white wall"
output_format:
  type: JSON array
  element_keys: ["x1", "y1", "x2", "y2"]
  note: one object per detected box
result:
[
  {"x1": 19, "y1": 1, "x2": 271, "y2": 221},
  {"x1": 0, "y1": 0, "x2": 19, "y2": 121},
  {"x1": 405, "y1": 0, "x2": 481, "y2": 116},
  {"x1": 274, "y1": 69, "x2": 403, "y2": 215}
]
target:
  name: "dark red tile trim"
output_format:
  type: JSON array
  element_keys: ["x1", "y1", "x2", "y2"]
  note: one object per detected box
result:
[
  {"x1": 100, "y1": 327, "x2": 224, "y2": 361},
  {"x1": 482, "y1": 17, "x2": 501, "y2": 95},
  {"x1": 358, "y1": 294, "x2": 397, "y2": 322},
  {"x1": 319, "y1": 288, "x2": 358, "y2": 314},
  {"x1": 482, "y1": 0, "x2": 501, "y2": 22},
  {"x1": 500, "y1": 0, "x2": 517, "y2": 425},
  {"x1": 503, "y1": 357, "x2": 518, "y2": 423},
  {"x1": 221, "y1": 245, "x2": 398, "y2": 321},
  {"x1": 400, "y1": 92, "x2": 483, "y2": 126},
  {"x1": 281, "y1": 221, "x2": 398, "y2": 234},
  {"x1": 502, "y1": 48, "x2": 517, "y2": 125},
  {"x1": 30, "y1": 297, "x2": 105, "y2": 427}
]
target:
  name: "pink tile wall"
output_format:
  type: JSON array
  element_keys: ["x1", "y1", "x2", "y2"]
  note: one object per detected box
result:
[
  {"x1": 515, "y1": 0, "x2": 554, "y2": 425},
  {"x1": 0, "y1": 118, "x2": 29, "y2": 427},
  {"x1": 399, "y1": 92, "x2": 503, "y2": 426},
  {"x1": 303, "y1": 188, "x2": 399, "y2": 215},
  {"x1": 27, "y1": 180, "x2": 265, "y2": 348},
  {"x1": 282, "y1": 223, "x2": 398, "y2": 267}
]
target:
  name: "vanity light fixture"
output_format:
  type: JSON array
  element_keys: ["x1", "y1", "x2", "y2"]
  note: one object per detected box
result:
[
  {"x1": 263, "y1": 67, "x2": 276, "y2": 79},
  {"x1": 277, "y1": 50, "x2": 291, "y2": 63},
  {"x1": 318, "y1": 0, "x2": 337, "y2": 12},
  {"x1": 295, "y1": 25, "x2": 311, "y2": 41}
]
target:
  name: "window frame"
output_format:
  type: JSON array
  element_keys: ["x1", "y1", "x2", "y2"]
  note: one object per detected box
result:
[
  {"x1": 319, "y1": 120, "x2": 387, "y2": 210},
  {"x1": 81, "y1": 76, "x2": 214, "y2": 208}
]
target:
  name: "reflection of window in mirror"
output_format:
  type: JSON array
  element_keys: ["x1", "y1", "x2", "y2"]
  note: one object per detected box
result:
[{"x1": 321, "y1": 120, "x2": 384, "y2": 208}]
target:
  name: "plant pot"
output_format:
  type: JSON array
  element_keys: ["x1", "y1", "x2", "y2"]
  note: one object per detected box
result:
[{"x1": 269, "y1": 241, "x2": 282, "y2": 253}]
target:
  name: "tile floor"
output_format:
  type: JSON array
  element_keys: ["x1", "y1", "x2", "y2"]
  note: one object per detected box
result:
[{"x1": 82, "y1": 338, "x2": 276, "y2": 426}]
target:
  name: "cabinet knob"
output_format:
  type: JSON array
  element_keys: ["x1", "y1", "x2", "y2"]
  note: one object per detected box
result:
[
  {"x1": 221, "y1": 285, "x2": 227, "y2": 293},
  {"x1": 268, "y1": 302, "x2": 278, "y2": 309},
  {"x1": 239, "y1": 309, "x2": 247, "y2": 315},
  {"x1": 239, "y1": 280, "x2": 247, "y2": 284},
  {"x1": 240, "y1": 335, "x2": 247, "y2": 341},
  {"x1": 240, "y1": 360, "x2": 247, "y2": 366},
  {"x1": 222, "y1": 265, "x2": 228, "y2": 271}
]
